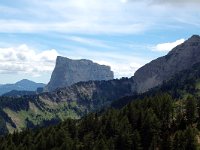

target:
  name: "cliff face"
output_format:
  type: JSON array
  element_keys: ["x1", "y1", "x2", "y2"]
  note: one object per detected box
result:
[
  {"x1": 46, "y1": 56, "x2": 114, "y2": 91},
  {"x1": 134, "y1": 35, "x2": 200, "y2": 93}
]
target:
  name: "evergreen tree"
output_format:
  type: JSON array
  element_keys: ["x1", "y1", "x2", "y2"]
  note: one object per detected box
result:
[
  {"x1": 186, "y1": 97, "x2": 197, "y2": 124},
  {"x1": 132, "y1": 130, "x2": 142, "y2": 150},
  {"x1": 94, "y1": 138, "x2": 109, "y2": 150},
  {"x1": 184, "y1": 126, "x2": 199, "y2": 150},
  {"x1": 173, "y1": 130, "x2": 186, "y2": 150}
]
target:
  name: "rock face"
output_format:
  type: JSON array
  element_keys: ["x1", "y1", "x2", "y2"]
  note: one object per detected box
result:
[
  {"x1": 134, "y1": 35, "x2": 200, "y2": 93},
  {"x1": 46, "y1": 56, "x2": 114, "y2": 91},
  {"x1": 42, "y1": 78, "x2": 135, "y2": 104}
]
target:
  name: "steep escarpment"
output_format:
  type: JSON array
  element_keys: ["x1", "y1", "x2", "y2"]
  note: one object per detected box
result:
[
  {"x1": 45, "y1": 56, "x2": 114, "y2": 91},
  {"x1": 134, "y1": 35, "x2": 200, "y2": 93}
]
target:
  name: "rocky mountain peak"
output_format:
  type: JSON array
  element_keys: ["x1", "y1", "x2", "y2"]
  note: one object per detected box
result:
[
  {"x1": 168, "y1": 35, "x2": 200, "y2": 55},
  {"x1": 187, "y1": 35, "x2": 200, "y2": 42},
  {"x1": 45, "y1": 56, "x2": 114, "y2": 91},
  {"x1": 134, "y1": 35, "x2": 200, "y2": 93}
]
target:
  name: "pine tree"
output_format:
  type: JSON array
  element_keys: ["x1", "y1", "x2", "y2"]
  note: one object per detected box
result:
[
  {"x1": 173, "y1": 130, "x2": 186, "y2": 150},
  {"x1": 140, "y1": 109, "x2": 160, "y2": 149},
  {"x1": 184, "y1": 126, "x2": 199, "y2": 150},
  {"x1": 186, "y1": 97, "x2": 197, "y2": 124},
  {"x1": 132, "y1": 130, "x2": 142, "y2": 150},
  {"x1": 94, "y1": 138, "x2": 109, "y2": 150}
]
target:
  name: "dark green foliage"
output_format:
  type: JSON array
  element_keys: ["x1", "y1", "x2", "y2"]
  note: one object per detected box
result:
[
  {"x1": 0, "y1": 96, "x2": 30, "y2": 111},
  {"x1": 186, "y1": 97, "x2": 197, "y2": 124},
  {"x1": 1, "y1": 93, "x2": 200, "y2": 150}
]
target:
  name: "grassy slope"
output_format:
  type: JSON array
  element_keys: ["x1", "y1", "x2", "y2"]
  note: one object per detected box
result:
[{"x1": 0, "y1": 97, "x2": 81, "y2": 133}]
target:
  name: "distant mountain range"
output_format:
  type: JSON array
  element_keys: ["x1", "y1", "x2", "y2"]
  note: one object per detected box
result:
[{"x1": 0, "y1": 79, "x2": 45, "y2": 95}]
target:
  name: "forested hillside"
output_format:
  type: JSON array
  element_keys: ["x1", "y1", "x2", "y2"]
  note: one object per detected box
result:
[
  {"x1": 2, "y1": 62, "x2": 200, "y2": 149},
  {"x1": 2, "y1": 48, "x2": 200, "y2": 149},
  {"x1": 0, "y1": 78, "x2": 134, "y2": 134},
  {"x1": 1, "y1": 93, "x2": 200, "y2": 150}
]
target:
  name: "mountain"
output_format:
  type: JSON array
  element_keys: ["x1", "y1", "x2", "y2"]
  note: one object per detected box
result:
[
  {"x1": 46, "y1": 35, "x2": 200, "y2": 94},
  {"x1": 0, "y1": 79, "x2": 46, "y2": 95},
  {"x1": 1, "y1": 35, "x2": 200, "y2": 135},
  {"x1": 111, "y1": 61, "x2": 200, "y2": 109},
  {"x1": 45, "y1": 56, "x2": 114, "y2": 91},
  {"x1": 1, "y1": 85, "x2": 200, "y2": 149},
  {"x1": 2, "y1": 55, "x2": 200, "y2": 149},
  {"x1": 2, "y1": 90, "x2": 36, "y2": 97},
  {"x1": 134, "y1": 35, "x2": 200, "y2": 93},
  {"x1": 0, "y1": 78, "x2": 135, "y2": 134}
]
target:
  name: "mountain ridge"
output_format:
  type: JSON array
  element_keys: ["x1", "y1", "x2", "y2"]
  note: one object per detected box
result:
[
  {"x1": 0, "y1": 79, "x2": 45, "y2": 95},
  {"x1": 134, "y1": 35, "x2": 200, "y2": 93}
]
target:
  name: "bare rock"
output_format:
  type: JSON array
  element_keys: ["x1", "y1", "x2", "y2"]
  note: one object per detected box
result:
[
  {"x1": 134, "y1": 35, "x2": 200, "y2": 93},
  {"x1": 46, "y1": 56, "x2": 114, "y2": 91}
]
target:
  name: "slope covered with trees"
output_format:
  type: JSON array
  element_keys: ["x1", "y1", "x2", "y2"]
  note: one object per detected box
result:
[
  {"x1": 2, "y1": 62, "x2": 200, "y2": 149},
  {"x1": 0, "y1": 78, "x2": 135, "y2": 134},
  {"x1": 1, "y1": 93, "x2": 200, "y2": 150}
]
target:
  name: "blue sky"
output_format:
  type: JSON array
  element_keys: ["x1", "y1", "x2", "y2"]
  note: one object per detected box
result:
[{"x1": 0, "y1": 0, "x2": 200, "y2": 84}]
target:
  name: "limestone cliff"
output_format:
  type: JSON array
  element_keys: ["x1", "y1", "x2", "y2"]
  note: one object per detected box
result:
[{"x1": 46, "y1": 56, "x2": 114, "y2": 91}]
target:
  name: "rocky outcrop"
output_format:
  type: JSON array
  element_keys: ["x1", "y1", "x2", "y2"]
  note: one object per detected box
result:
[
  {"x1": 42, "y1": 78, "x2": 135, "y2": 104},
  {"x1": 46, "y1": 56, "x2": 114, "y2": 91},
  {"x1": 134, "y1": 35, "x2": 200, "y2": 93}
]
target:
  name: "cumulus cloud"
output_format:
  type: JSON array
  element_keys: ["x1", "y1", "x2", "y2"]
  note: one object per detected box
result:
[
  {"x1": 153, "y1": 39, "x2": 185, "y2": 52},
  {"x1": 0, "y1": 43, "x2": 149, "y2": 79},
  {"x1": 0, "y1": 45, "x2": 59, "y2": 76}
]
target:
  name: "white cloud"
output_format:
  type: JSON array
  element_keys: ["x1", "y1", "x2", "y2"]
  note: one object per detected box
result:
[
  {"x1": 0, "y1": 44, "x2": 59, "y2": 76},
  {"x1": 0, "y1": 43, "x2": 150, "y2": 79},
  {"x1": 149, "y1": 0, "x2": 200, "y2": 5},
  {"x1": 0, "y1": 0, "x2": 199, "y2": 35},
  {"x1": 153, "y1": 39, "x2": 185, "y2": 52},
  {"x1": 120, "y1": 0, "x2": 128, "y2": 3},
  {"x1": 0, "y1": 0, "x2": 159, "y2": 34},
  {"x1": 0, "y1": 20, "x2": 148, "y2": 34},
  {"x1": 0, "y1": 0, "x2": 199, "y2": 34},
  {"x1": 65, "y1": 36, "x2": 113, "y2": 49},
  {"x1": 96, "y1": 60, "x2": 143, "y2": 78}
]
